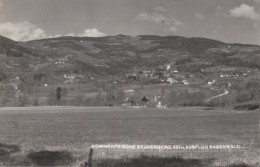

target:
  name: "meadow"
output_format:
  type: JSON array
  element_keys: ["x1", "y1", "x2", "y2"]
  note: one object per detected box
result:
[{"x1": 0, "y1": 106, "x2": 259, "y2": 166}]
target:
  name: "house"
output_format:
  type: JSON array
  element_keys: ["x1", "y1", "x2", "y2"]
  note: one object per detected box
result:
[
  {"x1": 227, "y1": 82, "x2": 232, "y2": 88},
  {"x1": 207, "y1": 82, "x2": 214, "y2": 87},
  {"x1": 154, "y1": 96, "x2": 158, "y2": 102},
  {"x1": 124, "y1": 89, "x2": 135, "y2": 93},
  {"x1": 63, "y1": 74, "x2": 77, "y2": 79},
  {"x1": 181, "y1": 80, "x2": 189, "y2": 85},
  {"x1": 222, "y1": 82, "x2": 232, "y2": 88},
  {"x1": 141, "y1": 96, "x2": 149, "y2": 103},
  {"x1": 167, "y1": 78, "x2": 178, "y2": 85},
  {"x1": 207, "y1": 80, "x2": 216, "y2": 87},
  {"x1": 156, "y1": 101, "x2": 167, "y2": 109},
  {"x1": 220, "y1": 74, "x2": 229, "y2": 78}
]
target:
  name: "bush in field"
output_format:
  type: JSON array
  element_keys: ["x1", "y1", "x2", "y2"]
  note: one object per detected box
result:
[
  {"x1": 47, "y1": 87, "x2": 68, "y2": 106},
  {"x1": 248, "y1": 105, "x2": 259, "y2": 110},
  {"x1": 27, "y1": 150, "x2": 74, "y2": 166},
  {"x1": 0, "y1": 143, "x2": 32, "y2": 166},
  {"x1": 0, "y1": 143, "x2": 20, "y2": 156}
]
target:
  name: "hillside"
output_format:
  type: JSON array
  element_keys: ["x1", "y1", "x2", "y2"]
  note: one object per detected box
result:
[{"x1": 0, "y1": 34, "x2": 259, "y2": 107}]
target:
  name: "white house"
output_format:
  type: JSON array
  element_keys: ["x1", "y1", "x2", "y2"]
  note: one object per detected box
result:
[
  {"x1": 181, "y1": 80, "x2": 189, "y2": 85},
  {"x1": 207, "y1": 80, "x2": 216, "y2": 87},
  {"x1": 167, "y1": 78, "x2": 178, "y2": 85},
  {"x1": 207, "y1": 82, "x2": 214, "y2": 87}
]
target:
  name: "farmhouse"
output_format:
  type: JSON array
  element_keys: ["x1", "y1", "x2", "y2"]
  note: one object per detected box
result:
[
  {"x1": 207, "y1": 80, "x2": 216, "y2": 87},
  {"x1": 167, "y1": 78, "x2": 178, "y2": 85},
  {"x1": 181, "y1": 80, "x2": 189, "y2": 85},
  {"x1": 154, "y1": 96, "x2": 158, "y2": 102},
  {"x1": 63, "y1": 74, "x2": 77, "y2": 79},
  {"x1": 141, "y1": 96, "x2": 149, "y2": 104},
  {"x1": 220, "y1": 74, "x2": 229, "y2": 78}
]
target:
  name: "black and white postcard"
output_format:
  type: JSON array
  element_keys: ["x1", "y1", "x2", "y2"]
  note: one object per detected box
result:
[{"x1": 0, "y1": 0, "x2": 259, "y2": 166}]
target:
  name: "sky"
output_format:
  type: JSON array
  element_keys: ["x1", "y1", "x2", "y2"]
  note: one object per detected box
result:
[{"x1": 0, "y1": 0, "x2": 260, "y2": 45}]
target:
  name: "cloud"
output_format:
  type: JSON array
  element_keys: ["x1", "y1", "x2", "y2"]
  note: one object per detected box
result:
[
  {"x1": 229, "y1": 4, "x2": 260, "y2": 20},
  {"x1": 48, "y1": 34, "x2": 62, "y2": 38},
  {"x1": 136, "y1": 12, "x2": 184, "y2": 33},
  {"x1": 167, "y1": 26, "x2": 178, "y2": 33},
  {"x1": 82, "y1": 28, "x2": 107, "y2": 37},
  {"x1": 0, "y1": 20, "x2": 106, "y2": 41},
  {"x1": 0, "y1": 21, "x2": 47, "y2": 41},
  {"x1": 65, "y1": 28, "x2": 107, "y2": 37},
  {"x1": 253, "y1": 0, "x2": 260, "y2": 3},
  {"x1": 195, "y1": 13, "x2": 206, "y2": 20},
  {"x1": 65, "y1": 33, "x2": 76, "y2": 36}
]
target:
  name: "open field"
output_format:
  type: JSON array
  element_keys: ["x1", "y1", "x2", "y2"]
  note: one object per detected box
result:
[{"x1": 0, "y1": 106, "x2": 259, "y2": 166}]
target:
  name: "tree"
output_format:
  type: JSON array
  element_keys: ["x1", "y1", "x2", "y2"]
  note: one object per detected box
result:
[
  {"x1": 245, "y1": 78, "x2": 260, "y2": 105},
  {"x1": 235, "y1": 92, "x2": 251, "y2": 105},
  {"x1": 56, "y1": 87, "x2": 62, "y2": 105}
]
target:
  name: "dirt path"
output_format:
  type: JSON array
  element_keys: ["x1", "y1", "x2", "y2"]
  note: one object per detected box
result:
[{"x1": 206, "y1": 90, "x2": 229, "y2": 102}]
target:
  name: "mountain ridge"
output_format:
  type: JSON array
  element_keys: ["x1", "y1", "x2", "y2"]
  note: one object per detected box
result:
[{"x1": 0, "y1": 34, "x2": 259, "y2": 106}]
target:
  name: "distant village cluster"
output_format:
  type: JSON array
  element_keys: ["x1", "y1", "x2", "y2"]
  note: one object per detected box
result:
[{"x1": 125, "y1": 64, "x2": 188, "y2": 85}]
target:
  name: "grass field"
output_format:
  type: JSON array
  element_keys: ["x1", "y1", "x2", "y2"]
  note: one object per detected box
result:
[{"x1": 0, "y1": 106, "x2": 259, "y2": 166}]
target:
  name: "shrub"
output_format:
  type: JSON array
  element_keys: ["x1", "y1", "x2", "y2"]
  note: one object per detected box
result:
[
  {"x1": 27, "y1": 150, "x2": 74, "y2": 166},
  {"x1": 234, "y1": 104, "x2": 259, "y2": 111},
  {"x1": 0, "y1": 143, "x2": 20, "y2": 156},
  {"x1": 248, "y1": 105, "x2": 259, "y2": 110}
]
